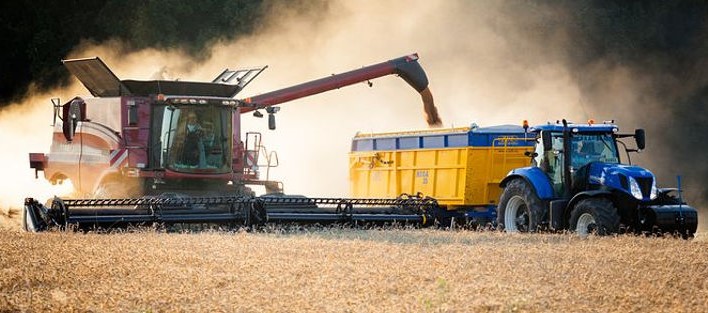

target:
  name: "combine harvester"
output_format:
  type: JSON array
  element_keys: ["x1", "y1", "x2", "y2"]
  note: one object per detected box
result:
[
  {"x1": 23, "y1": 54, "x2": 442, "y2": 231},
  {"x1": 350, "y1": 119, "x2": 697, "y2": 237}
]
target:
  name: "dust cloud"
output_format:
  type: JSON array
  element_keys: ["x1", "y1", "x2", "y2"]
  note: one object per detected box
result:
[
  {"x1": 1, "y1": 1, "x2": 705, "y2": 230},
  {"x1": 59, "y1": 1, "x2": 581, "y2": 199},
  {"x1": 0, "y1": 85, "x2": 79, "y2": 218}
]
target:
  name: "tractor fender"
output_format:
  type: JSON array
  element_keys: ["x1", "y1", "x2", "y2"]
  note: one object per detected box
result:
[
  {"x1": 500, "y1": 167, "x2": 554, "y2": 200},
  {"x1": 567, "y1": 190, "x2": 613, "y2": 213}
]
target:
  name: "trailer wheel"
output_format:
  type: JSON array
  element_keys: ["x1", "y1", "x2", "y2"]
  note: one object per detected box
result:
[
  {"x1": 570, "y1": 197, "x2": 620, "y2": 236},
  {"x1": 497, "y1": 179, "x2": 544, "y2": 232}
]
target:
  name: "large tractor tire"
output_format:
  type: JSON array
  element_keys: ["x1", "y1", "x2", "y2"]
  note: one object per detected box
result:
[
  {"x1": 497, "y1": 179, "x2": 544, "y2": 232},
  {"x1": 569, "y1": 197, "x2": 620, "y2": 236}
]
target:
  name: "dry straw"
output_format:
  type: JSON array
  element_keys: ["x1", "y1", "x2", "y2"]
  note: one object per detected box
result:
[{"x1": 1, "y1": 223, "x2": 706, "y2": 312}]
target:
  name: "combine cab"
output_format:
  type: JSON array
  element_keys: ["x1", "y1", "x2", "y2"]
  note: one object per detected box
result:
[{"x1": 24, "y1": 54, "x2": 441, "y2": 231}]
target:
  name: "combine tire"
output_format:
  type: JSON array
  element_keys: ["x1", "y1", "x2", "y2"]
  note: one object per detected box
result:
[
  {"x1": 497, "y1": 179, "x2": 544, "y2": 232},
  {"x1": 570, "y1": 197, "x2": 620, "y2": 236}
]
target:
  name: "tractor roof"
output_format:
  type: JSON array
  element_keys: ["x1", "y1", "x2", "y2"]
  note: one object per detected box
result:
[{"x1": 530, "y1": 121, "x2": 618, "y2": 133}]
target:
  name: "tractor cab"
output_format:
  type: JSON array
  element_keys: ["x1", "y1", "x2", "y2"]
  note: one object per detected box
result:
[
  {"x1": 532, "y1": 122, "x2": 623, "y2": 197},
  {"x1": 499, "y1": 119, "x2": 696, "y2": 237}
]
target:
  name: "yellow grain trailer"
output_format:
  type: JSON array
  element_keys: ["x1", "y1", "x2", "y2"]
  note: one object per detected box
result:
[{"x1": 349, "y1": 124, "x2": 535, "y2": 223}]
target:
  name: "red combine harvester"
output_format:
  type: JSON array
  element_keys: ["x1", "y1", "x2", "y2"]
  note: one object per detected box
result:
[{"x1": 23, "y1": 54, "x2": 441, "y2": 231}]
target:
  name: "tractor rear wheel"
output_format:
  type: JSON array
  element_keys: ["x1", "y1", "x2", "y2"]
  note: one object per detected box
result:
[
  {"x1": 570, "y1": 197, "x2": 620, "y2": 236},
  {"x1": 497, "y1": 179, "x2": 544, "y2": 232}
]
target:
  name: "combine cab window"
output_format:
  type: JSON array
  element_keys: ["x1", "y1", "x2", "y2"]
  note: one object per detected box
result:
[{"x1": 158, "y1": 105, "x2": 232, "y2": 173}]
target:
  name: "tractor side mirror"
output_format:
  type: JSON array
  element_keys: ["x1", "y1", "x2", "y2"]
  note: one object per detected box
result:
[
  {"x1": 635, "y1": 129, "x2": 645, "y2": 150},
  {"x1": 542, "y1": 131, "x2": 552, "y2": 151}
]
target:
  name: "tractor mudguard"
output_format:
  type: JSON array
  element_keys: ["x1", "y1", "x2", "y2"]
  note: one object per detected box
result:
[
  {"x1": 567, "y1": 190, "x2": 612, "y2": 213},
  {"x1": 500, "y1": 167, "x2": 554, "y2": 200}
]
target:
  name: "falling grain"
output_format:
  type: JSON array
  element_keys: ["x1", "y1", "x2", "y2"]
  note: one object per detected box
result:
[{"x1": 420, "y1": 87, "x2": 442, "y2": 127}]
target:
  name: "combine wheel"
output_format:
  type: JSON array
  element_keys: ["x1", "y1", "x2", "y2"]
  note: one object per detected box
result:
[
  {"x1": 497, "y1": 179, "x2": 544, "y2": 232},
  {"x1": 570, "y1": 197, "x2": 620, "y2": 236}
]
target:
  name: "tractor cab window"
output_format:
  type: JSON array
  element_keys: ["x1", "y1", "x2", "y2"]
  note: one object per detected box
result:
[
  {"x1": 158, "y1": 105, "x2": 232, "y2": 173},
  {"x1": 547, "y1": 133, "x2": 566, "y2": 196},
  {"x1": 569, "y1": 134, "x2": 619, "y2": 169},
  {"x1": 535, "y1": 131, "x2": 566, "y2": 196}
]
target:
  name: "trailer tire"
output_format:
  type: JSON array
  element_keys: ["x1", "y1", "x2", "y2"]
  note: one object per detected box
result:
[
  {"x1": 497, "y1": 179, "x2": 544, "y2": 232},
  {"x1": 570, "y1": 197, "x2": 620, "y2": 236}
]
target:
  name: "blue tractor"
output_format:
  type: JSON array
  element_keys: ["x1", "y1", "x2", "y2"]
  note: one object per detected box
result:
[{"x1": 498, "y1": 119, "x2": 698, "y2": 237}]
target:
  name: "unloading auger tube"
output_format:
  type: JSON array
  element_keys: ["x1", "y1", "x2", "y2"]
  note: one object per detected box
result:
[
  {"x1": 23, "y1": 195, "x2": 438, "y2": 231},
  {"x1": 240, "y1": 53, "x2": 442, "y2": 127}
]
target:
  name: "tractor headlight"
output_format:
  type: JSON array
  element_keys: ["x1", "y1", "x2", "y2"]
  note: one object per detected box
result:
[
  {"x1": 629, "y1": 177, "x2": 643, "y2": 200},
  {"x1": 650, "y1": 179, "x2": 658, "y2": 200}
]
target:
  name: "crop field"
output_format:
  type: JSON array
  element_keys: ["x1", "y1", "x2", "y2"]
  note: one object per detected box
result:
[{"x1": 1, "y1": 210, "x2": 706, "y2": 313}]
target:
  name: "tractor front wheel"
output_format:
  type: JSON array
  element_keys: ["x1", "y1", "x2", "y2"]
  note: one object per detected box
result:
[
  {"x1": 497, "y1": 179, "x2": 544, "y2": 232},
  {"x1": 569, "y1": 197, "x2": 620, "y2": 236}
]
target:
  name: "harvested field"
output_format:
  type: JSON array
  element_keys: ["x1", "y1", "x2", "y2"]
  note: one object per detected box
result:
[{"x1": 0, "y1": 218, "x2": 706, "y2": 312}]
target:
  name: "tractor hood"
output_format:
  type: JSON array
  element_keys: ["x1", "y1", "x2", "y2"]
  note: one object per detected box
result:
[{"x1": 586, "y1": 162, "x2": 657, "y2": 201}]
